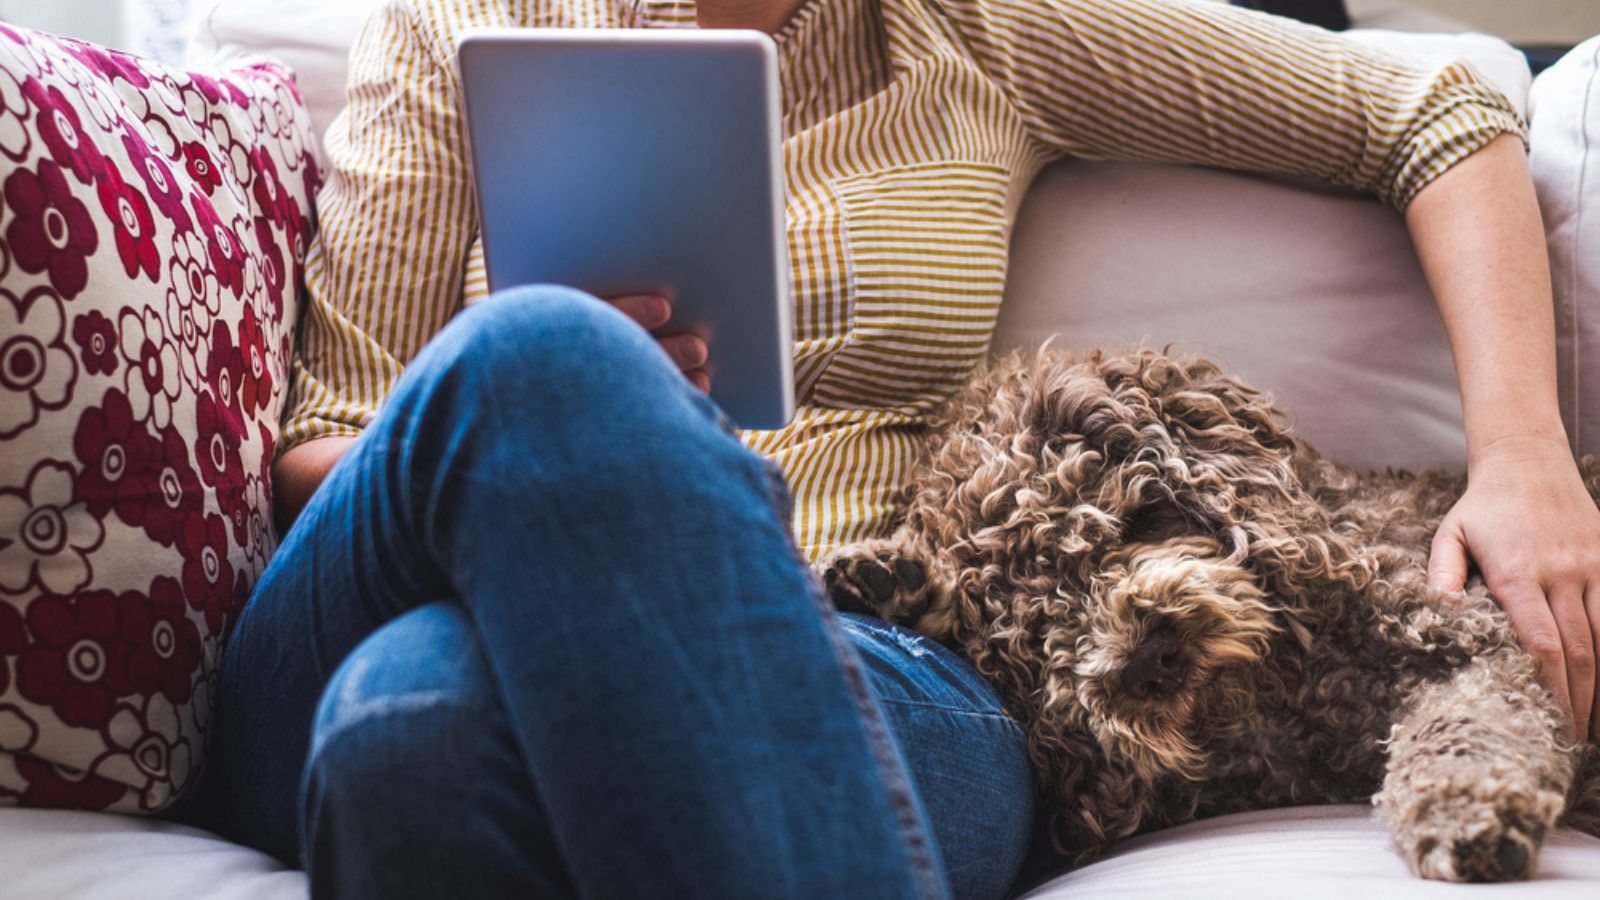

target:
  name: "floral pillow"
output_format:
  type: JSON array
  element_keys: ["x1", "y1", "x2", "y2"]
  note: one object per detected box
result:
[{"x1": 0, "y1": 25, "x2": 318, "y2": 813}]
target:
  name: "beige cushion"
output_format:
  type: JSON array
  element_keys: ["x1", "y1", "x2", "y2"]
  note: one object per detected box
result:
[
  {"x1": 996, "y1": 30, "x2": 1532, "y2": 471},
  {"x1": 1533, "y1": 37, "x2": 1600, "y2": 456}
]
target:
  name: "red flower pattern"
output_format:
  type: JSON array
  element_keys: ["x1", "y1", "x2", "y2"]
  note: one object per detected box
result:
[
  {"x1": 0, "y1": 605, "x2": 24, "y2": 695},
  {"x1": 249, "y1": 146, "x2": 291, "y2": 228},
  {"x1": 4, "y1": 159, "x2": 98, "y2": 298},
  {"x1": 252, "y1": 215, "x2": 285, "y2": 314},
  {"x1": 205, "y1": 319, "x2": 242, "y2": 418},
  {"x1": 16, "y1": 757, "x2": 125, "y2": 811},
  {"x1": 182, "y1": 142, "x2": 221, "y2": 196},
  {"x1": 192, "y1": 388, "x2": 244, "y2": 494},
  {"x1": 144, "y1": 427, "x2": 204, "y2": 548},
  {"x1": 0, "y1": 460, "x2": 104, "y2": 597},
  {"x1": 236, "y1": 306, "x2": 272, "y2": 415},
  {"x1": 95, "y1": 165, "x2": 159, "y2": 281},
  {"x1": 72, "y1": 387, "x2": 153, "y2": 519},
  {"x1": 22, "y1": 77, "x2": 105, "y2": 185},
  {"x1": 122, "y1": 577, "x2": 201, "y2": 704},
  {"x1": 0, "y1": 27, "x2": 321, "y2": 813},
  {"x1": 119, "y1": 127, "x2": 190, "y2": 234},
  {"x1": 0, "y1": 286, "x2": 76, "y2": 439},
  {"x1": 178, "y1": 513, "x2": 234, "y2": 634},
  {"x1": 17, "y1": 591, "x2": 134, "y2": 728},
  {"x1": 190, "y1": 191, "x2": 245, "y2": 298},
  {"x1": 71, "y1": 389, "x2": 203, "y2": 548},
  {"x1": 63, "y1": 43, "x2": 151, "y2": 90},
  {"x1": 72, "y1": 309, "x2": 118, "y2": 376}
]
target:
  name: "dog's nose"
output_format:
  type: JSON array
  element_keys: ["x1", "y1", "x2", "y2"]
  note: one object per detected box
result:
[{"x1": 1121, "y1": 626, "x2": 1186, "y2": 700}]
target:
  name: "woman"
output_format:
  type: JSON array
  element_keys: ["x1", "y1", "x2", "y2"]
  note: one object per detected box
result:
[{"x1": 183, "y1": 0, "x2": 1600, "y2": 897}]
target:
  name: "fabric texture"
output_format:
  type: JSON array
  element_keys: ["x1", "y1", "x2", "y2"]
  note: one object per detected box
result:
[
  {"x1": 1533, "y1": 36, "x2": 1600, "y2": 457},
  {"x1": 277, "y1": 0, "x2": 1526, "y2": 559},
  {"x1": 0, "y1": 25, "x2": 319, "y2": 813},
  {"x1": 186, "y1": 286, "x2": 1037, "y2": 899}
]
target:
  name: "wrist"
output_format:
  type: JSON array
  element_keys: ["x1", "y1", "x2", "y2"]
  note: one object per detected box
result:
[{"x1": 1466, "y1": 426, "x2": 1573, "y2": 471}]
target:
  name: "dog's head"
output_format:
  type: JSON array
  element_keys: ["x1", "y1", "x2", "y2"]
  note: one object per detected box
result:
[{"x1": 909, "y1": 347, "x2": 1367, "y2": 853}]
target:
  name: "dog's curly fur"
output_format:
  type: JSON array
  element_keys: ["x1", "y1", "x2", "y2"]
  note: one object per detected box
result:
[{"x1": 819, "y1": 347, "x2": 1600, "y2": 883}]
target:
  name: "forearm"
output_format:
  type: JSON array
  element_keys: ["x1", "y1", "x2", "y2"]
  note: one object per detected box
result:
[
  {"x1": 1404, "y1": 134, "x2": 1566, "y2": 466},
  {"x1": 1409, "y1": 133, "x2": 1600, "y2": 742},
  {"x1": 272, "y1": 436, "x2": 358, "y2": 534}
]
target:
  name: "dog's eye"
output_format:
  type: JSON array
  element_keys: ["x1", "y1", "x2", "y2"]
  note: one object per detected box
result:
[{"x1": 1121, "y1": 504, "x2": 1190, "y2": 544}]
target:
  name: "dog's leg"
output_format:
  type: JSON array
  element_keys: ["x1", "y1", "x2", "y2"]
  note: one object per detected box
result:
[
  {"x1": 1566, "y1": 745, "x2": 1600, "y2": 836},
  {"x1": 1375, "y1": 650, "x2": 1575, "y2": 882},
  {"x1": 818, "y1": 534, "x2": 959, "y2": 640}
]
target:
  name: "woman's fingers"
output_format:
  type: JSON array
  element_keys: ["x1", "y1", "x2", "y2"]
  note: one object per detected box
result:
[
  {"x1": 1588, "y1": 586, "x2": 1600, "y2": 743},
  {"x1": 1496, "y1": 579, "x2": 1575, "y2": 738},
  {"x1": 1550, "y1": 582, "x2": 1595, "y2": 741},
  {"x1": 1426, "y1": 524, "x2": 1470, "y2": 592},
  {"x1": 605, "y1": 295, "x2": 711, "y2": 385},
  {"x1": 658, "y1": 334, "x2": 708, "y2": 371},
  {"x1": 608, "y1": 294, "x2": 671, "y2": 330}
]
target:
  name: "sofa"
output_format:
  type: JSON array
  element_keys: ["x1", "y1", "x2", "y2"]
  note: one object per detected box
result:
[{"x1": 0, "y1": 2, "x2": 1598, "y2": 898}]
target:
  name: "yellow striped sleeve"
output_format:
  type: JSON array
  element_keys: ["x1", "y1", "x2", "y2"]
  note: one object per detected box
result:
[
  {"x1": 280, "y1": 0, "x2": 477, "y2": 451},
  {"x1": 940, "y1": 0, "x2": 1527, "y2": 208}
]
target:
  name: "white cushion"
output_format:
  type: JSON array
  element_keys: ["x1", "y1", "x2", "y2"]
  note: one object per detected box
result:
[
  {"x1": 1021, "y1": 805, "x2": 1600, "y2": 898},
  {"x1": 0, "y1": 809, "x2": 306, "y2": 900},
  {"x1": 1532, "y1": 37, "x2": 1600, "y2": 457},
  {"x1": 996, "y1": 31, "x2": 1532, "y2": 471},
  {"x1": 185, "y1": 0, "x2": 386, "y2": 165}
]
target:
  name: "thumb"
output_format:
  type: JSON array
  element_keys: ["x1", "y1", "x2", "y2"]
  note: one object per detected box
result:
[{"x1": 1427, "y1": 521, "x2": 1470, "y2": 592}]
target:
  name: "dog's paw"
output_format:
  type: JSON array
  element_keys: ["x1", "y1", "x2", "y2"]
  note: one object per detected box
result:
[
  {"x1": 821, "y1": 546, "x2": 930, "y2": 623},
  {"x1": 1400, "y1": 789, "x2": 1559, "y2": 883}
]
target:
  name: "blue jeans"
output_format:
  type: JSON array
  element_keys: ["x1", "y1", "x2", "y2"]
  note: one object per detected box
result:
[{"x1": 183, "y1": 287, "x2": 1034, "y2": 899}]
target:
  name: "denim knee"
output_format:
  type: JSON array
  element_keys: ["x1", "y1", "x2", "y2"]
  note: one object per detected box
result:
[
  {"x1": 438, "y1": 285, "x2": 696, "y2": 415},
  {"x1": 301, "y1": 606, "x2": 567, "y2": 894},
  {"x1": 392, "y1": 284, "x2": 735, "y2": 479},
  {"x1": 304, "y1": 605, "x2": 498, "y2": 823}
]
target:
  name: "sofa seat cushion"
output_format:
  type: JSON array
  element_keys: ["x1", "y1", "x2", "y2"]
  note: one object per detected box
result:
[
  {"x1": 2, "y1": 804, "x2": 1594, "y2": 899},
  {"x1": 1022, "y1": 805, "x2": 1600, "y2": 898},
  {"x1": 0, "y1": 808, "x2": 306, "y2": 899}
]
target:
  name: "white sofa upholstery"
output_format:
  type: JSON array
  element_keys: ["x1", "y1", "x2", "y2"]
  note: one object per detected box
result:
[
  {"x1": 1022, "y1": 806, "x2": 1600, "y2": 899},
  {"x1": 2, "y1": 4, "x2": 1598, "y2": 899}
]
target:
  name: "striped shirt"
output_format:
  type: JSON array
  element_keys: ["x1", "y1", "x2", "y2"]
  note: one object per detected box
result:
[{"x1": 282, "y1": 0, "x2": 1524, "y2": 558}]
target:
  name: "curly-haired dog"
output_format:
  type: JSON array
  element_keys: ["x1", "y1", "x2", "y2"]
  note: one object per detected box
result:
[{"x1": 820, "y1": 347, "x2": 1600, "y2": 883}]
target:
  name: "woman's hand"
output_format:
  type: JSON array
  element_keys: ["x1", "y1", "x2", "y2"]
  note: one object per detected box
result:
[
  {"x1": 607, "y1": 294, "x2": 711, "y2": 393},
  {"x1": 1428, "y1": 433, "x2": 1600, "y2": 743}
]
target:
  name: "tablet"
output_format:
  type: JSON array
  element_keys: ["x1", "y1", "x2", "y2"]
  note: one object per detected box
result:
[{"x1": 457, "y1": 28, "x2": 795, "y2": 430}]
